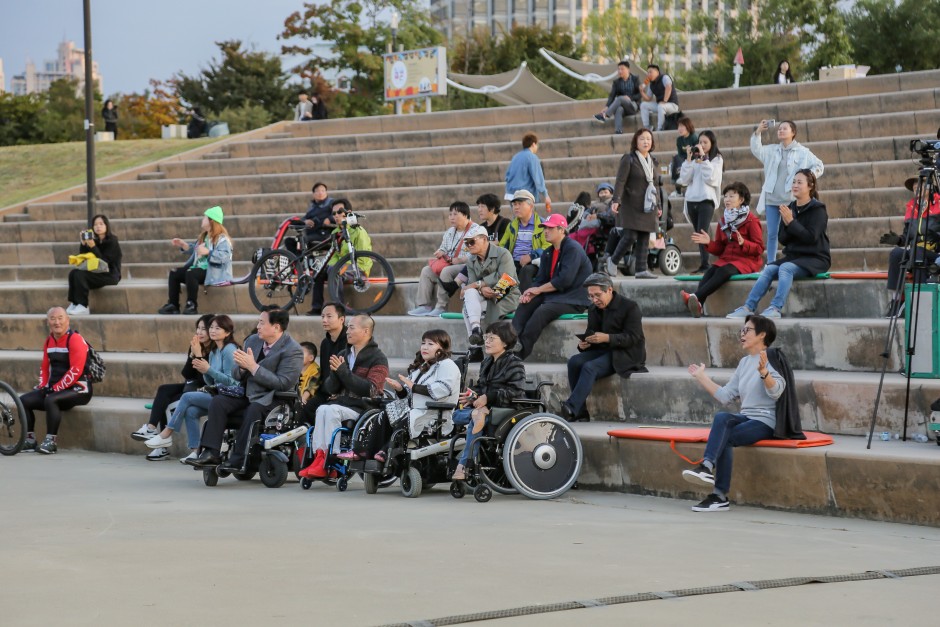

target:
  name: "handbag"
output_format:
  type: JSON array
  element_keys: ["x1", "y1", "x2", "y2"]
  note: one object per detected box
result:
[
  {"x1": 427, "y1": 224, "x2": 472, "y2": 275},
  {"x1": 217, "y1": 384, "x2": 246, "y2": 398}
]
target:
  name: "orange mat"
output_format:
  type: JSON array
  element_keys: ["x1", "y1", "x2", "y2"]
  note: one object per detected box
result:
[
  {"x1": 607, "y1": 427, "x2": 833, "y2": 448},
  {"x1": 828, "y1": 272, "x2": 888, "y2": 280}
]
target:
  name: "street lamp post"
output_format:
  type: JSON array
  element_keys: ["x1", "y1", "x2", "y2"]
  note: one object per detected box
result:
[{"x1": 391, "y1": 9, "x2": 399, "y2": 51}]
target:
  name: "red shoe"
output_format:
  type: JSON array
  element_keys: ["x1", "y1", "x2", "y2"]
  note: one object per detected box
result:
[
  {"x1": 299, "y1": 449, "x2": 327, "y2": 479},
  {"x1": 681, "y1": 290, "x2": 691, "y2": 305}
]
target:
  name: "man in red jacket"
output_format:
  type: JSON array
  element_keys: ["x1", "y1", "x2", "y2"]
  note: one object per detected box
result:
[{"x1": 20, "y1": 307, "x2": 93, "y2": 454}]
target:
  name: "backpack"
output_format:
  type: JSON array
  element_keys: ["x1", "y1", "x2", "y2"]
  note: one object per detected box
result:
[{"x1": 68, "y1": 330, "x2": 106, "y2": 383}]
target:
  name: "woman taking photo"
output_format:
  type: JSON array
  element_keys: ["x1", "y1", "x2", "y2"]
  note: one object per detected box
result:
[
  {"x1": 129, "y1": 314, "x2": 214, "y2": 461},
  {"x1": 682, "y1": 182, "x2": 764, "y2": 317},
  {"x1": 451, "y1": 321, "x2": 526, "y2": 481},
  {"x1": 679, "y1": 129, "x2": 724, "y2": 273},
  {"x1": 606, "y1": 128, "x2": 662, "y2": 279},
  {"x1": 143, "y1": 315, "x2": 240, "y2": 460},
  {"x1": 727, "y1": 170, "x2": 829, "y2": 319},
  {"x1": 67, "y1": 214, "x2": 123, "y2": 315},
  {"x1": 157, "y1": 205, "x2": 233, "y2": 315}
]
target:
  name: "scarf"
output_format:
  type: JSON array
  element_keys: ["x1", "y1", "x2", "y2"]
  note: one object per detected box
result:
[
  {"x1": 720, "y1": 204, "x2": 751, "y2": 236},
  {"x1": 635, "y1": 151, "x2": 657, "y2": 214}
]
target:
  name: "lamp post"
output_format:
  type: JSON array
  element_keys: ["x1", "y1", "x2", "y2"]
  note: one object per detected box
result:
[
  {"x1": 390, "y1": 9, "x2": 400, "y2": 51},
  {"x1": 83, "y1": 0, "x2": 96, "y2": 226}
]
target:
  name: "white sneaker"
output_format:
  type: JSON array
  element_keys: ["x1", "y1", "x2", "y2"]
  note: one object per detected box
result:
[
  {"x1": 605, "y1": 258, "x2": 619, "y2": 276},
  {"x1": 71, "y1": 304, "x2": 90, "y2": 315},
  {"x1": 130, "y1": 424, "x2": 159, "y2": 442},
  {"x1": 180, "y1": 451, "x2": 198, "y2": 464},
  {"x1": 146, "y1": 447, "x2": 170, "y2": 461},
  {"x1": 66, "y1": 303, "x2": 77, "y2": 314},
  {"x1": 144, "y1": 434, "x2": 173, "y2": 449},
  {"x1": 407, "y1": 306, "x2": 432, "y2": 316},
  {"x1": 426, "y1": 307, "x2": 446, "y2": 317}
]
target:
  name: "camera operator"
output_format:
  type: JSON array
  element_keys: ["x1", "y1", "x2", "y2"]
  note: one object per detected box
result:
[
  {"x1": 679, "y1": 130, "x2": 724, "y2": 274},
  {"x1": 879, "y1": 176, "x2": 940, "y2": 318}
]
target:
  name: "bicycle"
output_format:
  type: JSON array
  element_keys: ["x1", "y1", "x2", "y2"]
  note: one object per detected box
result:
[
  {"x1": 0, "y1": 380, "x2": 28, "y2": 456},
  {"x1": 248, "y1": 214, "x2": 395, "y2": 314}
]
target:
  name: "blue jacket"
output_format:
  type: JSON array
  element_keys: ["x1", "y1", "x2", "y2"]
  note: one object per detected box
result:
[
  {"x1": 504, "y1": 149, "x2": 547, "y2": 199},
  {"x1": 182, "y1": 235, "x2": 233, "y2": 286},
  {"x1": 204, "y1": 342, "x2": 239, "y2": 387},
  {"x1": 532, "y1": 236, "x2": 592, "y2": 307},
  {"x1": 302, "y1": 196, "x2": 335, "y2": 238}
]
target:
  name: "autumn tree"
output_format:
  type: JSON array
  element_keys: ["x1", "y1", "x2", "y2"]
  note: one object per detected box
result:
[{"x1": 117, "y1": 80, "x2": 182, "y2": 139}]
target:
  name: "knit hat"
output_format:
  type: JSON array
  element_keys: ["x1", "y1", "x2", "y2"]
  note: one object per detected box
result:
[
  {"x1": 204, "y1": 205, "x2": 224, "y2": 224},
  {"x1": 596, "y1": 182, "x2": 614, "y2": 194}
]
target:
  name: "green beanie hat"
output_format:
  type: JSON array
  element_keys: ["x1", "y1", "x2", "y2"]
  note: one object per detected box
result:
[{"x1": 204, "y1": 205, "x2": 224, "y2": 224}]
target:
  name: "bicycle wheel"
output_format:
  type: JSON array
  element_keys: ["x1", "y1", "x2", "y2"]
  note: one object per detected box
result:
[
  {"x1": 248, "y1": 249, "x2": 308, "y2": 312},
  {"x1": 0, "y1": 380, "x2": 28, "y2": 456},
  {"x1": 327, "y1": 251, "x2": 395, "y2": 314}
]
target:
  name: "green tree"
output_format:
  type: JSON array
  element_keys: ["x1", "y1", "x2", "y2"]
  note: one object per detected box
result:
[
  {"x1": 37, "y1": 77, "x2": 92, "y2": 144},
  {"x1": 174, "y1": 40, "x2": 291, "y2": 121},
  {"x1": 0, "y1": 92, "x2": 45, "y2": 146},
  {"x1": 584, "y1": 0, "x2": 691, "y2": 66},
  {"x1": 218, "y1": 102, "x2": 273, "y2": 133},
  {"x1": 847, "y1": 0, "x2": 940, "y2": 74},
  {"x1": 280, "y1": 0, "x2": 443, "y2": 118}
]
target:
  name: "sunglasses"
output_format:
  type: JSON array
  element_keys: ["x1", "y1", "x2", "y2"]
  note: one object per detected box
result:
[{"x1": 464, "y1": 238, "x2": 481, "y2": 246}]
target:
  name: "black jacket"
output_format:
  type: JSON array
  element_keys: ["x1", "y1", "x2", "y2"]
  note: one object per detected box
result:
[
  {"x1": 581, "y1": 292, "x2": 648, "y2": 377},
  {"x1": 181, "y1": 349, "x2": 206, "y2": 386},
  {"x1": 775, "y1": 198, "x2": 830, "y2": 275},
  {"x1": 80, "y1": 235, "x2": 123, "y2": 280},
  {"x1": 768, "y1": 347, "x2": 804, "y2": 440},
  {"x1": 533, "y1": 236, "x2": 593, "y2": 307},
  {"x1": 303, "y1": 196, "x2": 336, "y2": 240},
  {"x1": 606, "y1": 75, "x2": 641, "y2": 106},
  {"x1": 472, "y1": 352, "x2": 526, "y2": 408},
  {"x1": 323, "y1": 338, "x2": 389, "y2": 411}
]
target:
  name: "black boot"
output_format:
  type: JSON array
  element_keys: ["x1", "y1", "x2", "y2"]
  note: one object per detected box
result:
[{"x1": 182, "y1": 301, "x2": 198, "y2": 315}]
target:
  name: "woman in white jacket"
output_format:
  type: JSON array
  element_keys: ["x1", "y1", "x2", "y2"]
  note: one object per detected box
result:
[
  {"x1": 679, "y1": 130, "x2": 724, "y2": 273},
  {"x1": 750, "y1": 120, "x2": 824, "y2": 261}
]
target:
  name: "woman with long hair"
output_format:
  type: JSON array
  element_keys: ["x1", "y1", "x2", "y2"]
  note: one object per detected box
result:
[
  {"x1": 679, "y1": 129, "x2": 724, "y2": 273},
  {"x1": 67, "y1": 214, "x2": 123, "y2": 315},
  {"x1": 102, "y1": 99, "x2": 118, "y2": 138},
  {"x1": 773, "y1": 60, "x2": 794, "y2": 85},
  {"x1": 157, "y1": 205, "x2": 233, "y2": 315}
]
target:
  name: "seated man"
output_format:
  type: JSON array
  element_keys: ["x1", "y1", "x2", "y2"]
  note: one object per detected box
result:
[
  {"x1": 300, "y1": 182, "x2": 335, "y2": 246},
  {"x1": 499, "y1": 189, "x2": 548, "y2": 293},
  {"x1": 307, "y1": 198, "x2": 372, "y2": 316},
  {"x1": 461, "y1": 224, "x2": 520, "y2": 357},
  {"x1": 681, "y1": 315, "x2": 798, "y2": 512},
  {"x1": 20, "y1": 306, "x2": 93, "y2": 454},
  {"x1": 300, "y1": 302, "x2": 348, "y2": 424},
  {"x1": 477, "y1": 193, "x2": 510, "y2": 242},
  {"x1": 512, "y1": 214, "x2": 593, "y2": 360},
  {"x1": 639, "y1": 64, "x2": 680, "y2": 132},
  {"x1": 301, "y1": 314, "x2": 389, "y2": 478},
  {"x1": 560, "y1": 273, "x2": 647, "y2": 422},
  {"x1": 186, "y1": 308, "x2": 303, "y2": 469},
  {"x1": 593, "y1": 61, "x2": 641, "y2": 135},
  {"x1": 409, "y1": 201, "x2": 476, "y2": 317}
]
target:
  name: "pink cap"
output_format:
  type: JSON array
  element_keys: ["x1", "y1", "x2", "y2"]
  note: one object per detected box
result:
[{"x1": 541, "y1": 213, "x2": 568, "y2": 229}]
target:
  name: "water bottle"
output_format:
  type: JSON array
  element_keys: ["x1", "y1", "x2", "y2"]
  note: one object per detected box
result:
[{"x1": 911, "y1": 433, "x2": 930, "y2": 443}]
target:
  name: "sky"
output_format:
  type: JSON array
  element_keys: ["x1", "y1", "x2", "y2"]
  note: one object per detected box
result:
[{"x1": 0, "y1": 0, "x2": 313, "y2": 95}]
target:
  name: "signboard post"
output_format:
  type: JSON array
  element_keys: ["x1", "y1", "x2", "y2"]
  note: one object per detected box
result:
[{"x1": 383, "y1": 46, "x2": 447, "y2": 114}]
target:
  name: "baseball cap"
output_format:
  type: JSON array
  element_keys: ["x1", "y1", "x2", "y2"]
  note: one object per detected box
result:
[
  {"x1": 511, "y1": 189, "x2": 536, "y2": 203},
  {"x1": 541, "y1": 214, "x2": 568, "y2": 229},
  {"x1": 464, "y1": 224, "x2": 488, "y2": 240}
]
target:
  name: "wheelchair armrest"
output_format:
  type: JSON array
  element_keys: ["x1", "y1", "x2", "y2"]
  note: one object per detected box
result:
[
  {"x1": 425, "y1": 401, "x2": 457, "y2": 411},
  {"x1": 510, "y1": 398, "x2": 543, "y2": 407},
  {"x1": 275, "y1": 390, "x2": 299, "y2": 401}
]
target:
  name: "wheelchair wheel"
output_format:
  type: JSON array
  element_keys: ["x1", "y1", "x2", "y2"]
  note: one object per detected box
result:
[
  {"x1": 477, "y1": 440, "x2": 517, "y2": 496},
  {"x1": 659, "y1": 244, "x2": 683, "y2": 276},
  {"x1": 0, "y1": 380, "x2": 27, "y2": 456},
  {"x1": 301, "y1": 478, "x2": 313, "y2": 490},
  {"x1": 202, "y1": 468, "x2": 219, "y2": 487},
  {"x1": 337, "y1": 476, "x2": 349, "y2": 492},
  {"x1": 502, "y1": 413, "x2": 583, "y2": 500},
  {"x1": 450, "y1": 481, "x2": 466, "y2": 499},
  {"x1": 473, "y1": 485, "x2": 492, "y2": 503},
  {"x1": 400, "y1": 466, "x2": 423, "y2": 498},
  {"x1": 327, "y1": 251, "x2": 395, "y2": 314},
  {"x1": 363, "y1": 472, "x2": 379, "y2": 495},
  {"x1": 249, "y1": 249, "x2": 308, "y2": 312},
  {"x1": 259, "y1": 456, "x2": 289, "y2": 488}
]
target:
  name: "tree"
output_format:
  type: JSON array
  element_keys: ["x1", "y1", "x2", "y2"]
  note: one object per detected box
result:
[
  {"x1": 118, "y1": 80, "x2": 182, "y2": 139},
  {"x1": 847, "y1": 0, "x2": 940, "y2": 74},
  {"x1": 280, "y1": 0, "x2": 443, "y2": 118},
  {"x1": 174, "y1": 40, "x2": 292, "y2": 122},
  {"x1": 585, "y1": 0, "x2": 691, "y2": 66},
  {"x1": 0, "y1": 92, "x2": 45, "y2": 146}
]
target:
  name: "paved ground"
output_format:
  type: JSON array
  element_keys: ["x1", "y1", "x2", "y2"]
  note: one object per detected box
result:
[{"x1": 3, "y1": 451, "x2": 939, "y2": 626}]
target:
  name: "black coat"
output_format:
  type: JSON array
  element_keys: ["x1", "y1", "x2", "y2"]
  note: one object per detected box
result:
[
  {"x1": 767, "y1": 348, "x2": 804, "y2": 440},
  {"x1": 775, "y1": 198, "x2": 830, "y2": 275},
  {"x1": 80, "y1": 235, "x2": 123, "y2": 280},
  {"x1": 532, "y1": 236, "x2": 593, "y2": 307},
  {"x1": 472, "y1": 352, "x2": 526, "y2": 408},
  {"x1": 612, "y1": 152, "x2": 660, "y2": 233},
  {"x1": 606, "y1": 75, "x2": 640, "y2": 106},
  {"x1": 581, "y1": 292, "x2": 648, "y2": 377}
]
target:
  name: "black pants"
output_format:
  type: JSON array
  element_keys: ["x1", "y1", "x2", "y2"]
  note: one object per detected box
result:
[
  {"x1": 514, "y1": 261, "x2": 539, "y2": 293},
  {"x1": 147, "y1": 381, "x2": 199, "y2": 429},
  {"x1": 21, "y1": 387, "x2": 92, "y2": 436},
  {"x1": 105, "y1": 122, "x2": 118, "y2": 138},
  {"x1": 200, "y1": 394, "x2": 276, "y2": 462},
  {"x1": 887, "y1": 246, "x2": 939, "y2": 297},
  {"x1": 694, "y1": 263, "x2": 740, "y2": 303},
  {"x1": 512, "y1": 296, "x2": 584, "y2": 360},
  {"x1": 68, "y1": 269, "x2": 119, "y2": 307},
  {"x1": 608, "y1": 228, "x2": 650, "y2": 272},
  {"x1": 686, "y1": 199, "x2": 715, "y2": 268},
  {"x1": 167, "y1": 266, "x2": 207, "y2": 307}
]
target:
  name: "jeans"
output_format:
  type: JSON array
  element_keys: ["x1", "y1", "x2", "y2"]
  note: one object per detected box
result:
[
  {"x1": 640, "y1": 101, "x2": 679, "y2": 131},
  {"x1": 702, "y1": 412, "x2": 774, "y2": 494},
  {"x1": 604, "y1": 96, "x2": 638, "y2": 133},
  {"x1": 167, "y1": 391, "x2": 212, "y2": 449},
  {"x1": 764, "y1": 204, "x2": 781, "y2": 261},
  {"x1": 566, "y1": 349, "x2": 615, "y2": 414},
  {"x1": 744, "y1": 262, "x2": 810, "y2": 312},
  {"x1": 452, "y1": 408, "x2": 477, "y2": 466}
]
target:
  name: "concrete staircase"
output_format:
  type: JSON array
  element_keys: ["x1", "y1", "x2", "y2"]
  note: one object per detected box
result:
[{"x1": 4, "y1": 69, "x2": 940, "y2": 525}]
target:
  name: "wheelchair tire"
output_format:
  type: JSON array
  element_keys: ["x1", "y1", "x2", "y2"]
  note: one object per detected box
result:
[
  {"x1": 259, "y1": 456, "x2": 288, "y2": 489},
  {"x1": 202, "y1": 469, "x2": 219, "y2": 487},
  {"x1": 477, "y1": 440, "x2": 517, "y2": 496},
  {"x1": 363, "y1": 472, "x2": 379, "y2": 494},
  {"x1": 473, "y1": 485, "x2": 492, "y2": 503},
  {"x1": 400, "y1": 466, "x2": 423, "y2": 498},
  {"x1": 502, "y1": 413, "x2": 583, "y2": 500},
  {"x1": 450, "y1": 481, "x2": 466, "y2": 499}
]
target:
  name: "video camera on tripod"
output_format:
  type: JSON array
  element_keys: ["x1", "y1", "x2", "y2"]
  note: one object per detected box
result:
[{"x1": 910, "y1": 128, "x2": 940, "y2": 165}]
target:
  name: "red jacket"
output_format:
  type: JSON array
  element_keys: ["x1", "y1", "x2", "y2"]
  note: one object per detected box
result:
[
  {"x1": 38, "y1": 330, "x2": 89, "y2": 392},
  {"x1": 706, "y1": 212, "x2": 764, "y2": 274}
]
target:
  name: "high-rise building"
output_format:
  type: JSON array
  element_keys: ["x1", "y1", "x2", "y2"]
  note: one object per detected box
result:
[
  {"x1": 10, "y1": 41, "x2": 102, "y2": 96},
  {"x1": 0, "y1": 58, "x2": 5, "y2": 93},
  {"x1": 430, "y1": 0, "x2": 758, "y2": 71}
]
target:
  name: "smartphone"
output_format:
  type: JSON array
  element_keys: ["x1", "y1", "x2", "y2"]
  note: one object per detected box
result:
[
  {"x1": 767, "y1": 119, "x2": 776, "y2": 128},
  {"x1": 575, "y1": 332, "x2": 589, "y2": 341}
]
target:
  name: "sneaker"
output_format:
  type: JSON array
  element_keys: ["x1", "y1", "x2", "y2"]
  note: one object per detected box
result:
[
  {"x1": 605, "y1": 258, "x2": 619, "y2": 277},
  {"x1": 407, "y1": 305, "x2": 432, "y2": 317},
  {"x1": 469, "y1": 326, "x2": 483, "y2": 347},
  {"x1": 38, "y1": 435, "x2": 58, "y2": 455},
  {"x1": 158, "y1": 303, "x2": 180, "y2": 315},
  {"x1": 760, "y1": 306, "x2": 782, "y2": 319},
  {"x1": 669, "y1": 190, "x2": 680, "y2": 199},
  {"x1": 592, "y1": 113, "x2": 606, "y2": 123},
  {"x1": 130, "y1": 424, "x2": 159, "y2": 442},
  {"x1": 179, "y1": 451, "x2": 198, "y2": 465},
  {"x1": 614, "y1": 129, "x2": 623, "y2": 135},
  {"x1": 634, "y1": 271, "x2": 657, "y2": 279},
  {"x1": 182, "y1": 301, "x2": 198, "y2": 315},
  {"x1": 146, "y1": 447, "x2": 170, "y2": 461},
  {"x1": 691, "y1": 493, "x2": 730, "y2": 512},
  {"x1": 687, "y1": 293, "x2": 703, "y2": 318},
  {"x1": 426, "y1": 307, "x2": 446, "y2": 317},
  {"x1": 71, "y1": 304, "x2": 90, "y2": 315},
  {"x1": 682, "y1": 463, "x2": 715, "y2": 487},
  {"x1": 66, "y1": 303, "x2": 77, "y2": 314},
  {"x1": 725, "y1": 306, "x2": 753, "y2": 319},
  {"x1": 22, "y1": 436, "x2": 37, "y2": 452},
  {"x1": 144, "y1": 434, "x2": 173, "y2": 449}
]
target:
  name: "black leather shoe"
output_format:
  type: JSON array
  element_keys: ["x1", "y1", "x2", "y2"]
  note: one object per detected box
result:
[
  {"x1": 158, "y1": 303, "x2": 180, "y2": 315},
  {"x1": 218, "y1": 459, "x2": 243, "y2": 474},
  {"x1": 557, "y1": 403, "x2": 575, "y2": 421},
  {"x1": 182, "y1": 301, "x2": 198, "y2": 315},
  {"x1": 575, "y1": 408, "x2": 591, "y2": 422},
  {"x1": 185, "y1": 450, "x2": 221, "y2": 467}
]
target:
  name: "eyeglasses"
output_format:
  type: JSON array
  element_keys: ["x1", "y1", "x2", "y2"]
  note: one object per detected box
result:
[
  {"x1": 483, "y1": 334, "x2": 501, "y2": 343},
  {"x1": 587, "y1": 292, "x2": 606, "y2": 300},
  {"x1": 464, "y1": 238, "x2": 480, "y2": 246},
  {"x1": 740, "y1": 326, "x2": 756, "y2": 336}
]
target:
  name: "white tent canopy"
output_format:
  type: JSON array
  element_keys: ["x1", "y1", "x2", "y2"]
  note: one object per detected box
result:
[
  {"x1": 538, "y1": 49, "x2": 645, "y2": 92},
  {"x1": 447, "y1": 61, "x2": 572, "y2": 106}
]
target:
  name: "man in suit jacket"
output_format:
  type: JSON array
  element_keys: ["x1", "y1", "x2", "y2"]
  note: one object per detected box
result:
[
  {"x1": 512, "y1": 214, "x2": 593, "y2": 360},
  {"x1": 560, "y1": 273, "x2": 647, "y2": 421},
  {"x1": 187, "y1": 308, "x2": 304, "y2": 469}
]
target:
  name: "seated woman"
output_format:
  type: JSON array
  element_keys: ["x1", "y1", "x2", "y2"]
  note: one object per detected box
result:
[
  {"x1": 143, "y1": 315, "x2": 240, "y2": 460},
  {"x1": 727, "y1": 170, "x2": 829, "y2": 319},
  {"x1": 130, "y1": 314, "x2": 214, "y2": 461},
  {"x1": 451, "y1": 321, "x2": 526, "y2": 481},
  {"x1": 681, "y1": 182, "x2": 764, "y2": 317},
  {"x1": 157, "y1": 206, "x2": 233, "y2": 316},
  {"x1": 67, "y1": 214, "x2": 123, "y2": 315}
]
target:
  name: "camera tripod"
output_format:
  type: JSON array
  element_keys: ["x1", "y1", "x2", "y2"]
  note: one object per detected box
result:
[{"x1": 866, "y1": 156, "x2": 940, "y2": 448}]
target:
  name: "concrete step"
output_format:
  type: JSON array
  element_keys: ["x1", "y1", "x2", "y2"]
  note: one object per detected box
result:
[
  {"x1": 0, "y1": 314, "x2": 903, "y2": 373},
  {"x1": 137, "y1": 171, "x2": 166, "y2": 181}
]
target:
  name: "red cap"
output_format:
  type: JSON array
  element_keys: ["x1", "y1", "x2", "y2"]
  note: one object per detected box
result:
[{"x1": 541, "y1": 213, "x2": 568, "y2": 229}]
